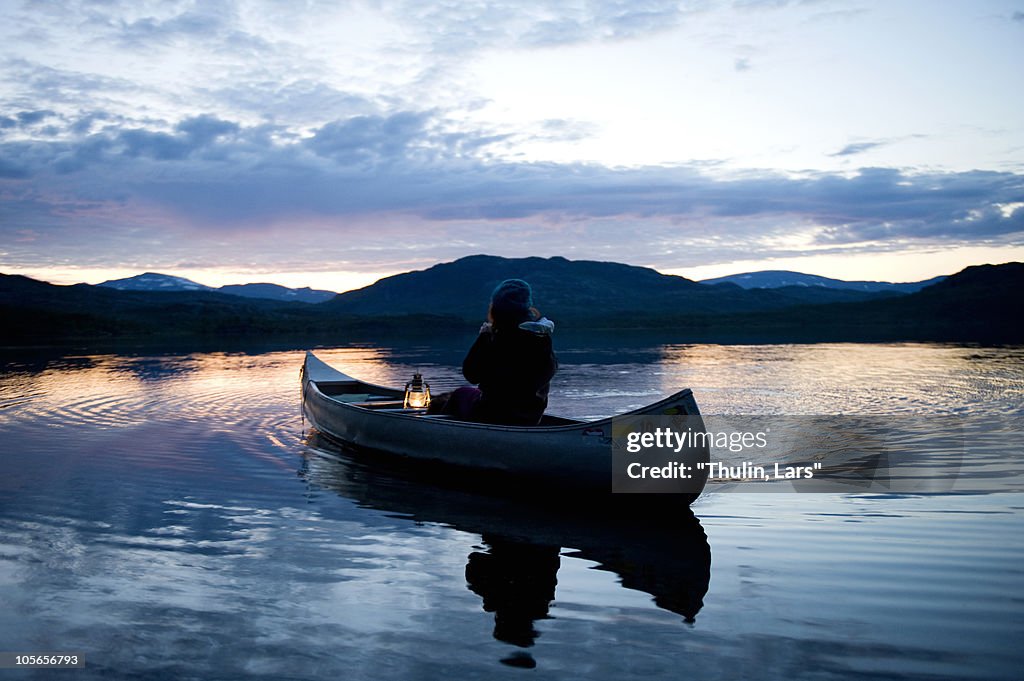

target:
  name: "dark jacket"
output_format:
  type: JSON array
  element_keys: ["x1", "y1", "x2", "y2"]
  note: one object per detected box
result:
[{"x1": 462, "y1": 326, "x2": 558, "y2": 426}]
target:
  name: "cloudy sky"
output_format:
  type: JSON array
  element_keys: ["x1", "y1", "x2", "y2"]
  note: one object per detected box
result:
[{"x1": 1, "y1": 0, "x2": 1022, "y2": 291}]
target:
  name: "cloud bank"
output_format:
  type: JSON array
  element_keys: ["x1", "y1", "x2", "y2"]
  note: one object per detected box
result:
[
  {"x1": 1, "y1": 0, "x2": 1022, "y2": 280},
  {"x1": 2, "y1": 108, "x2": 1021, "y2": 271}
]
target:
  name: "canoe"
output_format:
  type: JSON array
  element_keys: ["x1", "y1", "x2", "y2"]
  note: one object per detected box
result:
[{"x1": 301, "y1": 351, "x2": 709, "y2": 501}]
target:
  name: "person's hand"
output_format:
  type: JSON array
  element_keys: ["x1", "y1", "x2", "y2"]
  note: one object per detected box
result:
[{"x1": 479, "y1": 322, "x2": 493, "y2": 334}]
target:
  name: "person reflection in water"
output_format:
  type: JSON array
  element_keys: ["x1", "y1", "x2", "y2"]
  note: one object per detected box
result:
[{"x1": 465, "y1": 534, "x2": 560, "y2": 668}]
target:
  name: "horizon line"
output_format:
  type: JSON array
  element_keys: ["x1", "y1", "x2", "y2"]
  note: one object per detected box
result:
[{"x1": 4, "y1": 253, "x2": 1019, "y2": 295}]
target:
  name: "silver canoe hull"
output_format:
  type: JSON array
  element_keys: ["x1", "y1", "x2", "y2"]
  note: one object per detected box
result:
[{"x1": 301, "y1": 351, "x2": 708, "y2": 498}]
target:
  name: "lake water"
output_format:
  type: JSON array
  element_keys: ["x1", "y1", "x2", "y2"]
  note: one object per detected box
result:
[{"x1": 1, "y1": 340, "x2": 1022, "y2": 680}]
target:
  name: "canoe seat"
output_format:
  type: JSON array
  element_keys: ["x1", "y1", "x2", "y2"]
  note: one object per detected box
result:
[{"x1": 335, "y1": 393, "x2": 372, "y2": 403}]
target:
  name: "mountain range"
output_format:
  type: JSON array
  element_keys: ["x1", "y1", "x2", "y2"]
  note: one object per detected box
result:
[
  {"x1": 323, "y1": 255, "x2": 901, "y2": 321},
  {"x1": 2, "y1": 256, "x2": 1021, "y2": 344},
  {"x1": 699, "y1": 270, "x2": 946, "y2": 292},
  {"x1": 98, "y1": 272, "x2": 336, "y2": 303},
  {"x1": 96, "y1": 264, "x2": 950, "y2": 303}
]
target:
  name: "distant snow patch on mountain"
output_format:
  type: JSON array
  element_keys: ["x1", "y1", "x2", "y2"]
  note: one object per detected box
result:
[
  {"x1": 98, "y1": 272, "x2": 213, "y2": 292},
  {"x1": 700, "y1": 270, "x2": 946, "y2": 293},
  {"x1": 98, "y1": 273, "x2": 337, "y2": 302}
]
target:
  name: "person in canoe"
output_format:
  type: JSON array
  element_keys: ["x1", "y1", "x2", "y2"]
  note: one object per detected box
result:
[{"x1": 431, "y1": 278, "x2": 558, "y2": 426}]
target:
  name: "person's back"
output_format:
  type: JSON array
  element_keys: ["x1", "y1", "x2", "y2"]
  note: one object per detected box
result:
[
  {"x1": 461, "y1": 279, "x2": 558, "y2": 426},
  {"x1": 463, "y1": 312, "x2": 556, "y2": 426}
]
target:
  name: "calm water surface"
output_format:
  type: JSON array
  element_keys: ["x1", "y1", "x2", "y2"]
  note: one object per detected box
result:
[{"x1": 1, "y1": 340, "x2": 1022, "y2": 680}]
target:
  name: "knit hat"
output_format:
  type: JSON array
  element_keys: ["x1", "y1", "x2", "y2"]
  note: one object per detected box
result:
[{"x1": 490, "y1": 279, "x2": 533, "y2": 319}]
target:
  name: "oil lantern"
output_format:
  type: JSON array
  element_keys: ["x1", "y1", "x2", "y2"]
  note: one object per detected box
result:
[{"x1": 403, "y1": 372, "x2": 431, "y2": 409}]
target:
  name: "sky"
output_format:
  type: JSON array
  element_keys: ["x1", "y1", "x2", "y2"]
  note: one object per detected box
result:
[{"x1": 1, "y1": 0, "x2": 1023, "y2": 292}]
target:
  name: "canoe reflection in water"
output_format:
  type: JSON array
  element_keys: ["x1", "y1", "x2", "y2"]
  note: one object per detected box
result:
[{"x1": 301, "y1": 432, "x2": 712, "y2": 667}]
